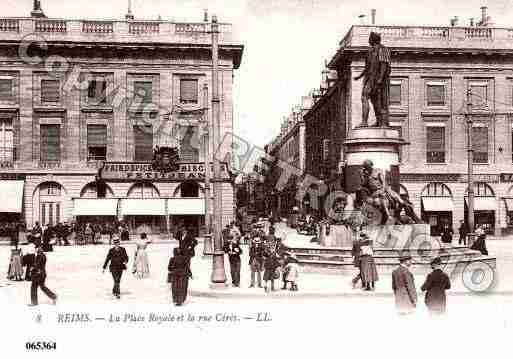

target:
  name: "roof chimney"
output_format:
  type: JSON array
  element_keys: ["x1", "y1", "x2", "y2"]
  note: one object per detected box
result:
[
  {"x1": 371, "y1": 9, "x2": 376, "y2": 25},
  {"x1": 481, "y1": 6, "x2": 488, "y2": 25},
  {"x1": 358, "y1": 14, "x2": 366, "y2": 25}
]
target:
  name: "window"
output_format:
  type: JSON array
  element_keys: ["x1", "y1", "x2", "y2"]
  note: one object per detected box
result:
[
  {"x1": 87, "y1": 124, "x2": 107, "y2": 161},
  {"x1": 470, "y1": 83, "x2": 487, "y2": 107},
  {"x1": 0, "y1": 79, "x2": 13, "y2": 100},
  {"x1": 426, "y1": 126, "x2": 445, "y2": 163},
  {"x1": 180, "y1": 79, "x2": 198, "y2": 104},
  {"x1": 40, "y1": 124, "x2": 60, "y2": 161},
  {"x1": 134, "y1": 81, "x2": 153, "y2": 104},
  {"x1": 472, "y1": 126, "x2": 488, "y2": 163},
  {"x1": 134, "y1": 125, "x2": 153, "y2": 161},
  {"x1": 42, "y1": 182, "x2": 61, "y2": 196},
  {"x1": 322, "y1": 139, "x2": 330, "y2": 162},
  {"x1": 389, "y1": 81, "x2": 401, "y2": 106},
  {"x1": 179, "y1": 126, "x2": 199, "y2": 162},
  {"x1": 0, "y1": 118, "x2": 13, "y2": 162},
  {"x1": 426, "y1": 82, "x2": 445, "y2": 106},
  {"x1": 87, "y1": 79, "x2": 107, "y2": 105},
  {"x1": 41, "y1": 80, "x2": 60, "y2": 103}
]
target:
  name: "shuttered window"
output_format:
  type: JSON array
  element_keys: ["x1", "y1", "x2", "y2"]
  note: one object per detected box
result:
[
  {"x1": 41, "y1": 80, "x2": 60, "y2": 103},
  {"x1": 472, "y1": 126, "x2": 488, "y2": 163},
  {"x1": 0, "y1": 118, "x2": 13, "y2": 162},
  {"x1": 87, "y1": 124, "x2": 107, "y2": 161},
  {"x1": 389, "y1": 83, "x2": 401, "y2": 105},
  {"x1": 179, "y1": 126, "x2": 199, "y2": 162},
  {"x1": 180, "y1": 79, "x2": 198, "y2": 104},
  {"x1": 134, "y1": 81, "x2": 152, "y2": 104},
  {"x1": 87, "y1": 79, "x2": 107, "y2": 104},
  {"x1": 0, "y1": 79, "x2": 13, "y2": 99},
  {"x1": 134, "y1": 125, "x2": 153, "y2": 161},
  {"x1": 426, "y1": 84, "x2": 445, "y2": 106},
  {"x1": 40, "y1": 124, "x2": 60, "y2": 161},
  {"x1": 426, "y1": 126, "x2": 445, "y2": 163}
]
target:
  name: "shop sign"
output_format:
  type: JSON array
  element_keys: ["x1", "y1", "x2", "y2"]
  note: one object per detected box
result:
[
  {"x1": 0, "y1": 173, "x2": 26, "y2": 180},
  {"x1": 101, "y1": 162, "x2": 231, "y2": 181},
  {"x1": 401, "y1": 173, "x2": 500, "y2": 183}
]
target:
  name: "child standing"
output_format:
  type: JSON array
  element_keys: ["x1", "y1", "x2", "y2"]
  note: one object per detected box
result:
[{"x1": 284, "y1": 254, "x2": 299, "y2": 291}]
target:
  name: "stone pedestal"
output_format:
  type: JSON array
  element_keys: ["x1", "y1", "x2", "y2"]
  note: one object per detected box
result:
[
  {"x1": 343, "y1": 126, "x2": 406, "y2": 193},
  {"x1": 361, "y1": 223, "x2": 431, "y2": 249}
]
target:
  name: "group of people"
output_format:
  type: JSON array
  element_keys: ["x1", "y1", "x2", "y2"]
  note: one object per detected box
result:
[
  {"x1": 223, "y1": 221, "x2": 299, "y2": 293},
  {"x1": 440, "y1": 221, "x2": 489, "y2": 255}
]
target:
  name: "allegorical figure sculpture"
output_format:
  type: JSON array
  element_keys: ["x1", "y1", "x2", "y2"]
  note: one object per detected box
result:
[
  {"x1": 357, "y1": 160, "x2": 422, "y2": 225},
  {"x1": 353, "y1": 32, "x2": 391, "y2": 127}
]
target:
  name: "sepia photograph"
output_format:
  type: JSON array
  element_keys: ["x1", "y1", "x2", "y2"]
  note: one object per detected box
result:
[{"x1": 0, "y1": 0, "x2": 512, "y2": 357}]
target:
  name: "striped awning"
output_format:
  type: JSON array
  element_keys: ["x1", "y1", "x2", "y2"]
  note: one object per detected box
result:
[
  {"x1": 465, "y1": 197, "x2": 497, "y2": 211},
  {"x1": 422, "y1": 196, "x2": 454, "y2": 212},
  {"x1": 73, "y1": 198, "x2": 118, "y2": 216},
  {"x1": 121, "y1": 198, "x2": 166, "y2": 216},
  {"x1": 168, "y1": 198, "x2": 205, "y2": 215}
]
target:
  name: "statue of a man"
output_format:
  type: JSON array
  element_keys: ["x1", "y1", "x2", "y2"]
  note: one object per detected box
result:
[{"x1": 354, "y1": 32, "x2": 391, "y2": 127}]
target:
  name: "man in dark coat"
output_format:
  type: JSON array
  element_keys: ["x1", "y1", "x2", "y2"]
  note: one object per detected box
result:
[
  {"x1": 29, "y1": 245, "x2": 57, "y2": 306},
  {"x1": 168, "y1": 247, "x2": 191, "y2": 306},
  {"x1": 421, "y1": 257, "x2": 451, "y2": 314},
  {"x1": 392, "y1": 255, "x2": 417, "y2": 314},
  {"x1": 440, "y1": 224, "x2": 453, "y2": 244},
  {"x1": 458, "y1": 220, "x2": 468, "y2": 246},
  {"x1": 249, "y1": 236, "x2": 264, "y2": 288},
  {"x1": 102, "y1": 237, "x2": 129, "y2": 299},
  {"x1": 223, "y1": 236, "x2": 242, "y2": 287},
  {"x1": 179, "y1": 228, "x2": 198, "y2": 278}
]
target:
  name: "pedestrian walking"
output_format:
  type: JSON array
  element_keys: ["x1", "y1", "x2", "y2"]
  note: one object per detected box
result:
[
  {"x1": 440, "y1": 223, "x2": 453, "y2": 244},
  {"x1": 392, "y1": 255, "x2": 417, "y2": 315},
  {"x1": 224, "y1": 236, "x2": 242, "y2": 287},
  {"x1": 132, "y1": 233, "x2": 151, "y2": 279},
  {"x1": 458, "y1": 220, "x2": 468, "y2": 246},
  {"x1": 29, "y1": 245, "x2": 58, "y2": 306},
  {"x1": 102, "y1": 236, "x2": 129, "y2": 299},
  {"x1": 263, "y1": 252, "x2": 280, "y2": 292},
  {"x1": 283, "y1": 254, "x2": 299, "y2": 291},
  {"x1": 167, "y1": 247, "x2": 191, "y2": 306},
  {"x1": 359, "y1": 236, "x2": 379, "y2": 291},
  {"x1": 248, "y1": 236, "x2": 264, "y2": 288},
  {"x1": 421, "y1": 257, "x2": 451, "y2": 315},
  {"x1": 7, "y1": 244, "x2": 23, "y2": 281},
  {"x1": 351, "y1": 234, "x2": 362, "y2": 289}
]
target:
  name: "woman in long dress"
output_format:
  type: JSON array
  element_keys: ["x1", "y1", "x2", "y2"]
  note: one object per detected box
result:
[
  {"x1": 7, "y1": 244, "x2": 23, "y2": 281},
  {"x1": 168, "y1": 247, "x2": 191, "y2": 306},
  {"x1": 132, "y1": 233, "x2": 151, "y2": 279},
  {"x1": 359, "y1": 237, "x2": 379, "y2": 291}
]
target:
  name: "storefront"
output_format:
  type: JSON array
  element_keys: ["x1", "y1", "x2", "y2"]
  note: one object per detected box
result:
[
  {"x1": 0, "y1": 179, "x2": 24, "y2": 240},
  {"x1": 72, "y1": 197, "x2": 118, "y2": 227},
  {"x1": 420, "y1": 182, "x2": 454, "y2": 236},
  {"x1": 464, "y1": 182, "x2": 497, "y2": 235}
]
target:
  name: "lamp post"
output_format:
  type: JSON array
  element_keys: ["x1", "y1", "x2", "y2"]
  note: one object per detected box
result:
[
  {"x1": 466, "y1": 89, "x2": 476, "y2": 245},
  {"x1": 202, "y1": 83, "x2": 213, "y2": 255},
  {"x1": 209, "y1": 15, "x2": 227, "y2": 286}
]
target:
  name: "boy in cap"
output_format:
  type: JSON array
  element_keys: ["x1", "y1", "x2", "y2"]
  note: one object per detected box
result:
[
  {"x1": 102, "y1": 236, "x2": 129, "y2": 299},
  {"x1": 392, "y1": 255, "x2": 417, "y2": 314},
  {"x1": 421, "y1": 257, "x2": 451, "y2": 315}
]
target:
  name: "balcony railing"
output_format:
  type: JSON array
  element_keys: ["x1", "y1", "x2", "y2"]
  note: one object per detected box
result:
[
  {"x1": 0, "y1": 17, "x2": 235, "y2": 45},
  {"x1": 340, "y1": 25, "x2": 513, "y2": 50}
]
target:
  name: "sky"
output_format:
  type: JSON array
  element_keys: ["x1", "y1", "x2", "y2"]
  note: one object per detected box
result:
[{"x1": 2, "y1": 0, "x2": 513, "y2": 149}]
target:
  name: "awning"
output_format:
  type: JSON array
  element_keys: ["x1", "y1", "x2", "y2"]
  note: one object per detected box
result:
[
  {"x1": 73, "y1": 198, "x2": 118, "y2": 216},
  {"x1": 503, "y1": 198, "x2": 513, "y2": 212},
  {"x1": 421, "y1": 196, "x2": 454, "y2": 212},
  {"x1": 0, "y1": 180, "x2": 24, "y2": 213},
  {"x1": 168, "y1": 198, "x2": 205, "y2": 215},
  {"x1": 465, "y1": 197, "x2": 497, "y2": 211},
  {"x1": 121, "y1": 198, "x2": 166, "y2": 216}
]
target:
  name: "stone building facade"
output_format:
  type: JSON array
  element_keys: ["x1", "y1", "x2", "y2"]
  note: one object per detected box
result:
[
  {"x1": 0, "y1": 8, "x2": 243, "y2": 234},
  {"x1": 329, "y1": 18, "x2": 513, "y2": 235}
]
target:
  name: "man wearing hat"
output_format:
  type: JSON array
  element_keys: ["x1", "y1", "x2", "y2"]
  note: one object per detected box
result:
[
  {"x1": 102, "y1": 236, "x2": 129, "y2": 299},
  {"x1": 421, "y1": 257, "x2": 451, "y2": 315},
  {"x1": 29, "y1": 244, "x2": 58, "y2": 306},
  {"x1": 248, "y1": 235, "x2": 264, "y2": 288},
  {"x1": 392, "y1": 255, "x2": 417, "y2": 314}
]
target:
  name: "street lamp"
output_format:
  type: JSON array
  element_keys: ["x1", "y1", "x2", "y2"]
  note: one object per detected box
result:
[{"x1": 466, "y1": 89, "x2": 476, "y2": 246}]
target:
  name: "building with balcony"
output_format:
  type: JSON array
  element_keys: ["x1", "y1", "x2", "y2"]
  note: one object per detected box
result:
[
  {"x1": 0, "y1": 3, "x2": 243, "y2": 235},
  {"x1": 328, "y1": 7, "x2": 513, "y2": 235}
]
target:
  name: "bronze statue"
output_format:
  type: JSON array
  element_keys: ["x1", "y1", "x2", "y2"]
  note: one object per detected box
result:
[
  {"x1": 354, "y1": 32, "x2": 391, "y2": 127},
  {"x1": 357, "y1": 160, "x2": 422, "y2": 225}
]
